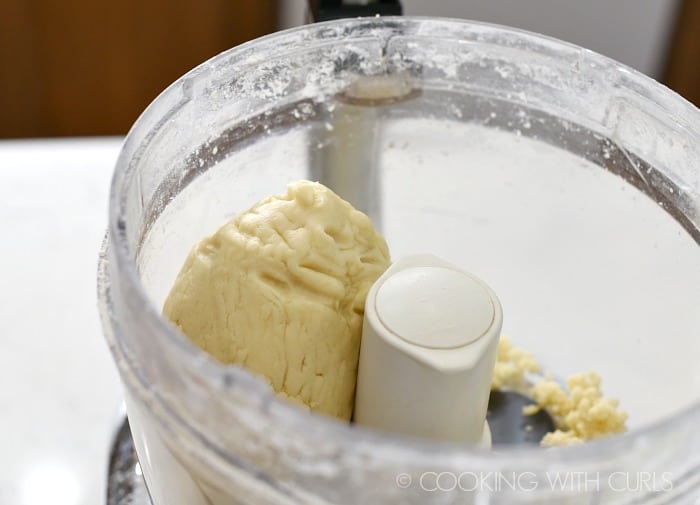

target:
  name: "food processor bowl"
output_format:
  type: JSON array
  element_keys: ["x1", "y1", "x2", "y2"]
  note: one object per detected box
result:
[{"x1": 98, "y1": 17, "x2": 700, "y2": 505}]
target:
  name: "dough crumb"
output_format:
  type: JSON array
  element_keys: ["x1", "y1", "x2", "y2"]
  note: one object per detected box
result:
[
  {"x1": 530, "y1": 372, "x2": 627, "y2": 445},
  {"x1": 491, "y1": 336, "x2": 540, "y2": 390},
  {"x1": 541, "y1": 430, "x2": 585, "y2": 446},
  {"x1": 492, "y1": 338, "x2": 627, "y2": 445}
]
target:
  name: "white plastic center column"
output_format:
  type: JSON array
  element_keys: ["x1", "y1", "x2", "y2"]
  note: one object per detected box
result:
[{"x1": 354, "y1": 254, "x2": 502, "y2": 446}]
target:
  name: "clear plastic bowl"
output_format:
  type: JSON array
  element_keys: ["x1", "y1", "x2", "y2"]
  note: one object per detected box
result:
[{"x1": 98, "y1": 17, "x2": 700, "y2": 504}]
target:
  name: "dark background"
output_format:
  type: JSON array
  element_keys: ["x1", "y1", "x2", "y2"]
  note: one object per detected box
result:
[
  {"x1": 1, "y1": 1, "x2": 277, "y2": 138},
  {"x1": 0, "y1": 0, "x2": 697, "y2": 139}
]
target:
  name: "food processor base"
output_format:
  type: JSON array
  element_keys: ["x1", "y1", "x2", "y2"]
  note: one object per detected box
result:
[{"x1": 107, "y1": 417, "x2": 152, "y2": 505}]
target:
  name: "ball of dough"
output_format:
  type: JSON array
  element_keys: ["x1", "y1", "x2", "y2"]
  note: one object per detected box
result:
[{"x1": 163, "y1": 180, "x2": 390, "y2": 420}]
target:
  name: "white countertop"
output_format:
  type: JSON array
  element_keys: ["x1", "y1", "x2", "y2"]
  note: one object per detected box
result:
[
  {"x1": 2, "y1": 135, "x2": 699, "y2": 505},
  {"x1": 0, "y1": 138, "x2": 124, "y2": 505}
]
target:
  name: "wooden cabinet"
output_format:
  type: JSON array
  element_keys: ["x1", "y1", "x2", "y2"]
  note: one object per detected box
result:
[
  {"x1": 1, "y1": 2, "x2": 695, "y2": 138},
  {"x1": 664, "y1": 0, "x2": 700, "y2": 106},
  {"x1": 0, "y1": 1, "x2": 276, "y2": 137}
]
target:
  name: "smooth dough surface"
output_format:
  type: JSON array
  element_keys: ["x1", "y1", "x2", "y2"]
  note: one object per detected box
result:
[{"x1": 164, "y1": 180, "x2": 390, "y2": 420}]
